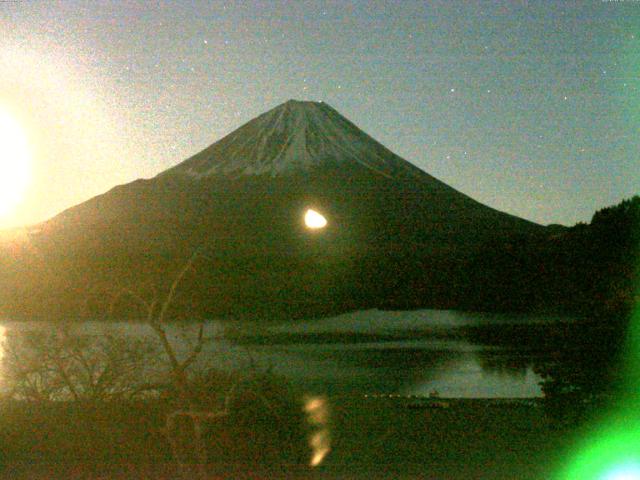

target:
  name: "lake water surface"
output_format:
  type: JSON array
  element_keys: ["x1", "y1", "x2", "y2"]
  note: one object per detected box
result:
[{"x1": 0, "y1": 309, "x2": 575, "y2": 398}]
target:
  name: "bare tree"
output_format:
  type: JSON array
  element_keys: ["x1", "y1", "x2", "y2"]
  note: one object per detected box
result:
[
  {"x1": 2, "y1": 326, "x2": 157, "y2": 402},
  {"x1": 108, "y1": 251, "x2": 237, "y2": 478}
]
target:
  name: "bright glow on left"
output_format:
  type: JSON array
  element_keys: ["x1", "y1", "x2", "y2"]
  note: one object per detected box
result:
[
  {"x1": 0, "y1": 325, "x2": 5, "y2": 361},
  {"x1": 0, "y1": 108, "x2": 30, "y2": 217},
  {"x1": 304, "y1": 209, "x2": 327, "y2": 229}
]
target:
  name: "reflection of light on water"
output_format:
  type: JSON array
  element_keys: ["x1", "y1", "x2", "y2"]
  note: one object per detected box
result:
[
  {"x1": 402, "y1": 355, "x2": 543, "y2": 398},
  {"x1": 304, "y1": 395, "x2": 331, "y2": 467},
  {"x1": 309, "y1": 430, "x2": 330, "y2": 467}
]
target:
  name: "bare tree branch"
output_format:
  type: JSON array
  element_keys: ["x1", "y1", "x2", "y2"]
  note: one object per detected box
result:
[
  {"x1": 157, "y1": 250, "x2": 200, "y2": 325},
  {"x1": 109, "y1": 287, "x2": 155, "y2": 319},
  {"x1": 178, "y1": 324, "x2": 204, "y2": 374}
]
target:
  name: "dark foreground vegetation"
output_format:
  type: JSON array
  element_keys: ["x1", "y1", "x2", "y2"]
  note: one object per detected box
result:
[
  {"x1": 0, "y1": 366, "x2": 310, "y2": 479},
  {"x1": 0, "y1": 315, "x2": 630, "y2": 479},
  {"x1": 0, "y1": 395, "x2": 581, "y2": 480}
]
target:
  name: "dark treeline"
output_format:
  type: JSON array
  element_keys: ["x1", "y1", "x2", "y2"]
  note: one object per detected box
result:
[
  {"x1": 379, "y1": 196, "x2": 639, "y2": 324},
  {"x1": 458, "y1": 195, "x2": 639, "y2": 318}
]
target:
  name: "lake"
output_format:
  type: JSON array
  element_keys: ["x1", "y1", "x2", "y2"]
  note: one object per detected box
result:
[{"x1": 0, "y1": 309, "x2": 575, "y2": 399}]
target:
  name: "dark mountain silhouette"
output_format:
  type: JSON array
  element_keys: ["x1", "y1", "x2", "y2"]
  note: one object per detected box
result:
[{"x1": 0, "y1": 100, "x2": 544, "y2": 320}]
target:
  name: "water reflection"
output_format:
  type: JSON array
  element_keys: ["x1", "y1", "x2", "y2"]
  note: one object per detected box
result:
[
  {"x1": 402, "y1": 353, "x2": 541, "y2": 398},
  {"x1": 0, "y1": 309, "x2": 558, "y2": 399},
  {"x1": 304, "y1": 395, "x2": 331, "y2": 467},
  {"x1": 476, "y1": 350, "x2": 537, "y2": 378}
]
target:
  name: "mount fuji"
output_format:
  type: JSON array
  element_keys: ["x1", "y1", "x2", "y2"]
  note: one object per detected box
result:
[{"x1": 1, "y1": 100, "x2": 544, "y2": 320}]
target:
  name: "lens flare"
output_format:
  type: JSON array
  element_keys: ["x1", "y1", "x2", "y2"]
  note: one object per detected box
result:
[
  {"x1": 557, "y1": 417, "x2": 640, "y2": 480},
  {"x1": 603, "y1": 462, "x2": 640, "y2": 480}
]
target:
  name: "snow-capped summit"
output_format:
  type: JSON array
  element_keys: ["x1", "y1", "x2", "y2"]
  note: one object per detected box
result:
[{"x1": 162, "y1": 100, "x2": 419, "y2": 179}]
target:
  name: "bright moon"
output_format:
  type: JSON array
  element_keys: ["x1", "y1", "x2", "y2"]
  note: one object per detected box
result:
[
  {"x1": 0, "y1": 108, "x2": 30, "y2": 218},
  {"x1": 305, "y1": 209, "x2": 328, "y2": 229}
]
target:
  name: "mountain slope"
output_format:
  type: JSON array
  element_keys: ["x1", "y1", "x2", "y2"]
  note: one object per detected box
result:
[
  {"x1": 1, "y1": 100, "x2": 544, "y2": 321},
  {"x1": 161, "y1": 100, "x2": 424, "y2": 178}
]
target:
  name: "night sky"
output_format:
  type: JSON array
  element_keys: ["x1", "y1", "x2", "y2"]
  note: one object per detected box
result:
[{"x1": 0, "y1": 1, "x2": 638, "y2": 229}]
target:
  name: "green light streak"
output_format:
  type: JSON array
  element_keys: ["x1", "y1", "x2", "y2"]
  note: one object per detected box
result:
[
  {"x1": 556, "y1": 283, "x2": 640, "y2": 480},
  {"x1": 556, "y1": 409, "x2": 640, "y2": 480},
  {"x1": 557, "y1": 201, "x2": 640, "y2": 480},
  {"x1": 557, "y1": 28, "x2": 640, "y2": 469}
]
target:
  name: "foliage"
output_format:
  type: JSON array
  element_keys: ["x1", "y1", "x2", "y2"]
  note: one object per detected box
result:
[
  {"x1": 1, "y1": 326, "x2": 158, "y2": 402},
  {"x1": 460, "y1": 195, "x2": 640, "y2": 316},
  {"x1": 189, "y1": 366, "x2": 310, "y2": 469},
  {"x1": 532, "y1": 321, "x2": 628, "y2": 425}
]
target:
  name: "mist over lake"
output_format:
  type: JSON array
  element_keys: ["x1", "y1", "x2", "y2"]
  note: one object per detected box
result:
[{"x1": 0, "y1": 309, "x2": 575, "y2": 399}]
